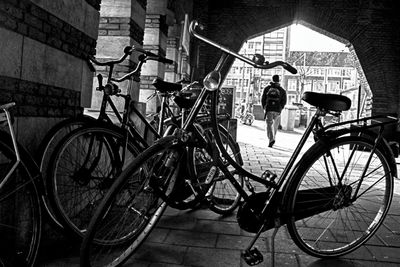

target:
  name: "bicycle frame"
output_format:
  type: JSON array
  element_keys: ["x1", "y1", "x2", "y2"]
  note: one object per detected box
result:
[{"x1": 177, "y1": 20, "x2": 400, "y2": 254}]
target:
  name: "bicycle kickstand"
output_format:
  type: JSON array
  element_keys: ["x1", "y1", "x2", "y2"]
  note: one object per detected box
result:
[{"x1": 270, "y1": 226, "x2": 279, "y2": 267}]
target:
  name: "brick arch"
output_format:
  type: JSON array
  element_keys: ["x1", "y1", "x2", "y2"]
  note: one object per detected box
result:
[{"x1": 194, "y1": 0, "x2": 400, "y2": 116}]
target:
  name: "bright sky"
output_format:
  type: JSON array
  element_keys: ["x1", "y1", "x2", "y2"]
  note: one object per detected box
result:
[{"x1": 290, "y1": 24, "x2": 349, "y2": 52}]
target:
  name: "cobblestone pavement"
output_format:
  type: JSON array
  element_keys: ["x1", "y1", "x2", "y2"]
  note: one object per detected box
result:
[{"x1": 40, "y1": 120, "x2": 400, "y2": 267}]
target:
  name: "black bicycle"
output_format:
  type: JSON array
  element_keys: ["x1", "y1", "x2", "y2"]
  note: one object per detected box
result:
[
  {"x1": 80, "y1": 20, "x2": 398, "y2": 267},
  {"x1": 42, "y1": 46, "x2": 243, "y2": 241}
]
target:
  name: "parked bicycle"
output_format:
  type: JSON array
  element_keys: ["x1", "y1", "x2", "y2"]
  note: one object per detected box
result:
[
  {"x1": 80, "y1": 20, "x2": 398, "y2": 267},
  {"x1": 42, "y1": 46, "x2": 242, "y2": 241},
  {"x1": 0, "y1": 103, "x2": 54, "y2": 266}
]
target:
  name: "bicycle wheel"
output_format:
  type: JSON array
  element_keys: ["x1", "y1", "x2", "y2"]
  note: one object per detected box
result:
[
  {"x1": 47, "y1": 126, "x2": 141, "y2": 239},
  {"x1": 0, "y1": 132, "x2": 42, "y2": 267},
  {"x1": 80, "y1": 137, "x2": 179, "y2": 267},
  {"x1": 38, "y1": 115, "x2": 95, "y2": 175},
  {"x1": 285, "y1": 136, "x2": 393, "y2": 258},
  {"x1": 37, "y1": 115, "x2": 95, "y2": 228},
  {"x1": 202, "y1": 124, "x2": 244, "y2": 215}
]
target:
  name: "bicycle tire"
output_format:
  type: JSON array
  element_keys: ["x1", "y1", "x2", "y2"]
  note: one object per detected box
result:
[
  {"x1": 285, "y1": 135, "x2": 393, "y2": 258},
  {"x1": 0, "y1": 131, "x2": 42, "y2": 267},
  {"x1": 37, "y1": 115, "x2": 95, "y2": 228},
  {"x1": 80, "y1": 136, "x2": 179, "y2": 267},
  {"x1": 47, "y1": 125, "x2": 141, "y2": 240}
]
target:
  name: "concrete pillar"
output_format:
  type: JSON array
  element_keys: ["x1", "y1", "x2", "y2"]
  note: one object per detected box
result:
[
  {"x1": 165, "y1": 24, "x2": 180, "y2": 82},
  {"x1": 0, "y1": 0, "x2": 100, "y2": 153},
  {"x1": 140, "y1": 13, "x2": 169, "y2": 113},
  {"x1": 93, "y1": 0, "x2": 147, "y2": 110},
  {"x1": 281, "y1": 105, "x2": 297, "y2": 131}
]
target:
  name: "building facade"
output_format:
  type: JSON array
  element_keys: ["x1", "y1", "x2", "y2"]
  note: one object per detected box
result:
[
  {"x1": 285, "y1": 51, "x2": 358, "y2": 105},
  {"x1": 224, "y1": 27, "x2": 290, "y2": 105}
]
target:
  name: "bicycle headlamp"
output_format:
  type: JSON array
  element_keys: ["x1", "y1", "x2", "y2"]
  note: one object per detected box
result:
[{"x1": 203, "y1": 71, "x2": 221, "y2": 91}]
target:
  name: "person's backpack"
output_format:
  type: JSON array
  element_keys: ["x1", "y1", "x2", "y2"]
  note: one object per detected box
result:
[{"x1": 265, "y1": 85, "x2": 281, "y2": 110}]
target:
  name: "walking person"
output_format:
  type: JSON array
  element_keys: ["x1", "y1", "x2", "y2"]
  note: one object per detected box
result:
[{"x1": 261, "y1": 74, "x2": 287, "y2": 147}]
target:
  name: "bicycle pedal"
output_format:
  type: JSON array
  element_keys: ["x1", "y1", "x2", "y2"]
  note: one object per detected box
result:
[
  {"x1": 261, "y1": 170, "x2": 277, "y2": 181},
  {"x1": 241, "y1": 248, "x2": 263, "y2": 266}
]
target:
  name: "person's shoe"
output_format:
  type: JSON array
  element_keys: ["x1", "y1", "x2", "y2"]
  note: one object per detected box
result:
[{"x1": 268, "y1": 140, "x2": 275, "y2": 147}]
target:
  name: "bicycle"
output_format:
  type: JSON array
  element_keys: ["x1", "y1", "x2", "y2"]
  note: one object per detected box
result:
[
  {"x1": 0, "y1": 102, "x2": 52, "y2": 266},
  {"x1": 80, "y1": 19, "x2": 399, "y2": 267},
  {"x1": 43, "y1": 46, "x2": 243, "y2": 241}
]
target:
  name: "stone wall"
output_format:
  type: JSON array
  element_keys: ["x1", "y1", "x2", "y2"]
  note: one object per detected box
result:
[{"x1": 0, "y1": 0, "x2": 100, "y2": 152}]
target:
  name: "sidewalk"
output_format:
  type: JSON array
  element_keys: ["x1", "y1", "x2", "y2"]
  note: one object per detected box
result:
[{"x1": 40, "y1": 120, "x2": 400, "y2": 267}]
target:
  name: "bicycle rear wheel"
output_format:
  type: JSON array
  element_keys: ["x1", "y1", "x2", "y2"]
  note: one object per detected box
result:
[
  {"x1": 285, "y1": 136, "x2": 393, "y2": 258},
  {"x1": 80, "y1": 137, "x2": 178, "y2": 267},
  {"x1": 0, "y1": 132, "x2": 42, "y2": 267},
  {"x1": 47, "y1": 126, "x2": 141, "y2": 239}
]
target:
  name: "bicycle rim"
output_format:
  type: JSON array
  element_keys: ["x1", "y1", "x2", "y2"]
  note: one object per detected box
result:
[
  {"x1": 286, "y1": 136, "x2": 393, "y2": 258},
  {"x1": 81, "y1": 138, "x2": 178, "y2": 267},
  {"x1": 0, "y1": 136, "x2": 42, "y2": 267},
  {"x1": 48, "y1": 126, "x2": 140, "y2": 239}
]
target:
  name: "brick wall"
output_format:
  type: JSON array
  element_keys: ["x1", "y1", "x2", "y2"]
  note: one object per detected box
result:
[
  {"x1": 99, "y1": 17, "x2": 144, "y2": 45},
  {"x1": 0, "y1": 0, "x2": 99, "y2": 117},
  {"x1": 0, "y1": 0, "x2": 100, "y2": 151}
]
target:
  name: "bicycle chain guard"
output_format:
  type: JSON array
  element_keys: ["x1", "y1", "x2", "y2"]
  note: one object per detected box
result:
[{"x1": 237, "y1": 192, "x2": 273, "y2": 233}]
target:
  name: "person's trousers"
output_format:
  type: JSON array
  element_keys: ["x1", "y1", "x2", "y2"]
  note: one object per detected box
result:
[{"x1": 265, "y1": 111, "x2": 280, "y2": 142}]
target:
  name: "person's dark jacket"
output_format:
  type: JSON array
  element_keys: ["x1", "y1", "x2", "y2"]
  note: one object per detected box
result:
[{"x1": 261, "y1": 82, "x2": 287, "y2": 113}]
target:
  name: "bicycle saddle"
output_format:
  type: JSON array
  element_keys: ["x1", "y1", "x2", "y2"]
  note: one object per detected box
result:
[
  {"x1": 152, "y1": 78, "x2": 182, "y2": 93},
  {"x1": 302, "y1": 91, "x2": 351, "y2": 111},
  {"x1": 173, "y1": 91, "x2": 197, "y2": 109}
]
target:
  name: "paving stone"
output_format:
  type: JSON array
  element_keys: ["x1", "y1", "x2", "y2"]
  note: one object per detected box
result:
[
  {"x1": 134, "y1": 242, "x2": 187, "y2": 265},
  {"x1": 216, "y1": 234, "x2": 269, "y2": 251},
  {"x1": 366, "y1": 245, "x2": 400, "y2": 263},
  {"x1": 183, "y1": 247, "x2": 241, "y2": 267},
  {"x1": 146, "y1": 227, "x2": 170, "y2": 243},
  {"x1": 164, "y1": 229, "x2": 218, "y2": 248},
  {"x1": 255, "y1": 252, "x2": 299, "y2": 267},
  {"x1": 158, "y1": 214, "x2": 197, "y2": 230},
  {"x1": 194, "y1": 219, "x2": 241, "y2": 235}
]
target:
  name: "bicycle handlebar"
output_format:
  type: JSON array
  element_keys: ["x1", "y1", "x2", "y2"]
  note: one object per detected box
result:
[
  {"x1": 88, "y1": 46, "x2": 173, "y2": 68},
  {"x1": 188, "y1": 20, "x2": 297, "y2": 74},
  {"x1": 88, "y1": 46, "x2": 174, "y2": 83}
]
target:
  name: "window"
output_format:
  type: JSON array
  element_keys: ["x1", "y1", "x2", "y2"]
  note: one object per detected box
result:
[
  {"x1": 288, "y1": 95, "x2": 296, "y2": 105},
  {"x1": 314, "y1": 81, "x2": 324, "y2": 92},
  {"x1": 248, "y1": 42, "x2": 254, "y2": 49},
  {"x1": 328, "y1": 81, "x2": 340, "y2": 93},
  {"x1": 288, "y1": 79, "x2": 297, "y2": 91}
]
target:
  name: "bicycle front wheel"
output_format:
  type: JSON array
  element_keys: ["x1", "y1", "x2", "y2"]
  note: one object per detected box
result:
[
  {"x1": 203, "y1": 124, "x2": 243, "y2": 215},
  {"x1": 80, "y1": 137, "x2": 179, "y2": 267},
  {"x1": 37, "y1": 115, "x2": 95, "y2": 229},
  {"x1": 285, "y1": 136, "x2": 393, "y2": 258},
  {"x1": 0, "y1": 132, "x2": 42, "y2": 267},
  {"x1": 47, "y1": 126, "x2": 141, "y2": 239}
]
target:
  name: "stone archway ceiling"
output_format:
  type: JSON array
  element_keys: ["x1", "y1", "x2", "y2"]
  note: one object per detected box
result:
[{"x1": 192, "y1": 0, "x2": 400, "y2": 116}]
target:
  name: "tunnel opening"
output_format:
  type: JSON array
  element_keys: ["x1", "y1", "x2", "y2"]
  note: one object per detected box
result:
[{"x1": 223, "y1": 22, "x2": 372, "y2": 125}]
